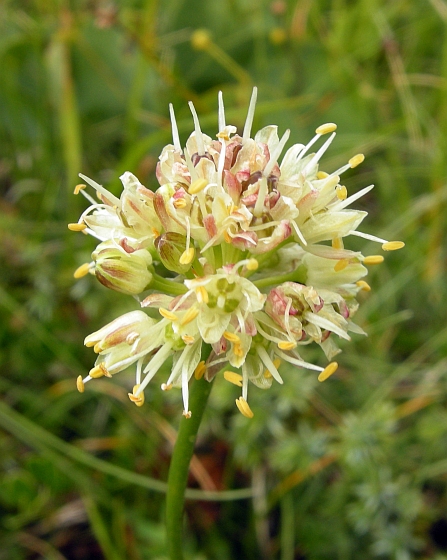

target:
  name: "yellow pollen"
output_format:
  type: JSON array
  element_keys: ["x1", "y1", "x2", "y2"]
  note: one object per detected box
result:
[
  {"x1": 334, "y1": 259, "x2": 350, "y2": 272},
  {"x1": 264, "y1": 370, "x2": 272, "y2": 379},
  {"x1": 356, "y1": 280, "x2": 371, "y2": 292},
  {"x1": 188, "y1": 178, "x2": 208, "y2": 194},
  {"x1": 182, "y1": 335, "x2": 196, "y2": 345},
  {"x1": 223, "y1": 331, "x2": 241, "y2": 343},
  {"x1": 316, "y1": 122, "x2": 337, "y2": 135},
  {"x1": 159, "y1": 308, "x2": 178, "y2": 321},
  {"x1": 161, "y1": 383, "x2": 173, "y2": 391},
  {"x1": 152, "y1": 228, "x2": 161, "y2": 238},
  {"x1": 336, "y1": 185, "x2": 347, "y2": 200},
  {"x1": 173, "y1": 198, "x2": 187, "y2": 209},
  {"x1": 273, "y1": 358, "x2": 281, "y2": 369},
  {"x1": 233, "y1": 344, "x2": 244, "y2": 357},
  {"x1": 128, "y1": 385, "x2": 145, "y2": 407},
  {"x1": 85, "y1": 339, "x2": 97, "y2": 348},
  {"x1": 74, "y1": 184, "x2": 86, "y2": 195},
  {"x1": 181, "y1": 307, "x2": 199, "y2": 326},
  {"x1": 76, "y1": 375, "x2": 85, "y2": 393},
  {"x1": 235, "y1": 397, "x2": 254, "y2": 418},
  {"x1": 224, "y1": 371, "x2": 243, "y2": 387},
  {"x1": 223, "y1": 231, "x2": 232, "y2": 244},
  {"x1": 318, "y1": 362, "x2": 338, "y2": 382},
  {"x1": 93, "y1": 342, "x2": 103, "y2": 354},
  {"x1": 194, "y1": 361, "x2": 207, "y2": 380},
  {"x1": 89, "y1": 363, "x2": 111, "y2": 378},
  {"x1": 196, "y1": 286, "x2": 209, "y2": 304},
  {"x1": 316, "y1": 171, "x2": 329, "y2": 179},
  {"x1": 68, "y1": 222, "x2": 87, "y2": 231},
  {"x1": 217, "y1": 130, "x2": 230, "y2": 141},
  {"x1": 349, "y1": 153, "x2": 365, "y2": 168},
  {"x1": 73, "y1": 263, "x2": 92, "y2": 279},
  {"x1": 179, "y1": 247, "x2": 195, "y2": 265},
  {"x1": 363, "y1": 255, "x2": 384, "y2": 265},
  {"x1": 183, "y1": 410, "x2": 192, "y2": 419},
  {"x1": 246, "y1": 258, "x2": 258, "y2": 271},
  {"x1": 332, "y1": 237, "x2": 344, "y2": 250},
  {"x1": 382, "y1": 241, "x2": 405, "y2": 251},
  {"x1": 278, "y1": 341, "x2": 296, "y2": 350}
]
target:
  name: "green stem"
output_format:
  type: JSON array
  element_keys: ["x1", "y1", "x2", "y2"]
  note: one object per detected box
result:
[
  {"x1": 165, "y1": 349, "x2": 214, "y2": 560},
  {"x1": 253, "y1": 266, "x2": 307, "y2": 290},
  {"x1": 150, "y1": 274, "x2": 188, "y2": 295}
]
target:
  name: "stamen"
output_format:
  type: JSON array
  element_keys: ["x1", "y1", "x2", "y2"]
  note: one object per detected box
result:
[
  {"x1": 159, "y1": 308, "x2": 178, "y2": 321},
  {"x1": 235, "y1": 397, "x2": 254, "y2": 418},
  {"x1": 183, "y1": 410, "x2": 192, "y2": 419},
  {"x1": 316, "y1": 123, "x2": 337, "y2": 135},
  {"x1": 382, "y1": 241, "x2": 405, "y2": 251},
  {"x1": 181, "y1": 307, "x2": 199, "y2": 326},
  {"x1": 246, "y1": 258, "x2": 258, "y2": 271},
  {"x1": 253, "y1": 176, "x2": 268, "y2": 217},
  {"x1": 349, "y1": 230, "x2": 387, "y2": 244},
  {"x1": 79, "y1": 173, "x2": 120, "y2": 208},
  {"x1": 76, "y1": 375, "x2": 85, "y2": 393},
  {"x1": 224, "y1": 371, "x2": 243, "y2": 387},
  {"x1": 303, "y1": 132, "x2": 336, "y2": 176},
  {"x1": 363, "y1": 255, "x2": 384, "y2": 265},
  {"x1": 128, "y1": 384, "x2": 145, "y2": 406},
  {"x1": 256, "y1": 345, "x2": 283, "y2": 384},
  {"x1": 173, "y1": 198, "x2": 187, "y2": 209},
  {"x1": 180, "y1": 247, "x2": 195, "y2": 265},
  {"x1": 194, "y1": 361, "x2": 206, "y2": 380},
  {"x1": 161, "y1": 383, "x2": 173, "y2": 391},
  {"x1": 169, "y1": 103, "x2": 182, "y2": 152},
  {"x1": 278, "y1": 341, "x2": 296, "y2": 351},
  {"x1": 275, "y1": 349, "x2": 325, "y2": 372},
  {"x1": 328, "y1": 184, "x2": 374, "y2": 212},
  {"x1": 334, "y1": 259, "x2": 350, "y2": 272},
  {"x1": 218, "y1": 90, "x2": 226, "y2": 132},
  {"x1": 332, "y1": 237, "x2": 344, "y2": 250},
  {"x1": 182, "y1": 335, "x2": 195, "y2": 345},
  {"x1": 336, "y1": 185, "x2": 347, "y2": 200},
  {"x1": 242, "y1": 87, "x2": 258, "y2": 143},
  {"x1": 263, "y1": 128, "x2": 291, "y2": 177},
  {"x1": 68, "y1": 222, "x2": 87, "y2": 231},
  {"x1": 188, "y1": 178, "x2": 208, "y2": 194},
  {"x1": 188, "y1": 101, "x2": 205, "y2": 155},
  {"x1": 74, "y1": 184, "x2": 86, "y2": 195},
  {"x1": 356, "y1": 280, "x2": 371, "y2": 292},
  {"x1": 318, "y1": 362, "x2": 338, "y2": 382},
  {"x1": 196, "y1": 286, "x2": 209, "y2": 304},
  {"x1": 93, "y1": 342, "x2": 102, "y2": 353},
  {"x1": 223, "y1": 331, "x2": 241, "y2": 343},
  {"x1": 74, "y1": 262, "x2": 93, "y2": 279},
  {"x1": 233, "y1": 343, "x2": 244, "y2": 357},
  {"x1": 349, "y1": 153, "x2": 365, "y2": 168},
  {"x1": 89, "y1": 363, "x2": 111, "y2": 378},
  {"x1": 316, "y1": 171, "x2": 329, "y2": 179}
]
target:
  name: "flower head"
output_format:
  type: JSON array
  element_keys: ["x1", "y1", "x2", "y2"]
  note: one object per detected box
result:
[{"x1": 71, "y1": 88, "x2": 404, "y2": 418}]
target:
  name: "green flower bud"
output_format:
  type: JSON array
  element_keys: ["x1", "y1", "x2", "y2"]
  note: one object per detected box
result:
[
  {"x1": 155, "y1": 232, "x2": 193, "y2": 274},
  {"x1": 92, "y1": 241, "x2": 152, "y2": 295}
]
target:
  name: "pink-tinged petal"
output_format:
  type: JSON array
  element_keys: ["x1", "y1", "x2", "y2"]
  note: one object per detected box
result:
[
  {"x1": 224, "y1": 170, "x2": 242, "y2": 201},
  {"x1": 231, "y1": 231, "x2": 258, "y2": 250},
  {"x1": 141, "y1": 293, "x2": 174, "y2": 309},
  {"x1": 203, "y1": 214, "x2": 218, "y2": 239},
  {"x1": 249, "y1": 221, "x2": 292, "y2": 254}
]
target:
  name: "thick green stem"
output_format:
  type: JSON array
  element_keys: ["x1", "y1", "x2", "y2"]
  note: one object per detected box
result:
[
  {"x1": 165, "y1": 354, "x2": 214, "y2": 559},
  {"x1": 253, "y1": 265, "x2": 307, "y2": 290}
]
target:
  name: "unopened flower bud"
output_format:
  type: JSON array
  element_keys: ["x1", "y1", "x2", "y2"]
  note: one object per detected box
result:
[
  {"x1": 92, "y1": 241, "x2": 152, "y2": 295},
  {"x1": 155, "y1": 232, "x2": 193, "y2": 274}
]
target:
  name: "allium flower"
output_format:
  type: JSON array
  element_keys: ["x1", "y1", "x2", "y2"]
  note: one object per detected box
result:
[{"x1": 71, "y1": 88, "x2": 404, "y2": 418}]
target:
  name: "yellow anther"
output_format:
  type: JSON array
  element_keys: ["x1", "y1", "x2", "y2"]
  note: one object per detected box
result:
[
  {"x1": 246, "y1": 258, "x2": 258, "y2": 271},
  {"x1": 152, "y1": 228, "x2": 161, "y2": 238},
  {"x1": 194, "y1": 361, "x2": 207, "y2": 380},
  {"x1": 318, "y1": 362, "x2": 338, "y2": 382},
  {"x1": 128, "y1": 385, "x2": 145, "y2": 407},
  {"x1": 273, "y1": 358, "x2": 281, "y2": 369},
  {"x1": 161, "y1": 383, "x2": 173, "y2": 391},
  {"x1": 223, "y1": 231, "x2": 232, "y2": 244},
  {"x1": 85, "y1": 339, "x2": 97, "y2": 348},
  {"x1": 191, "y1": 28, "x2": 212, "y2": 50},
  {"x1": 349, "y1": 153, "x2": 365, "y2": 168},
  {"x1": 68, "y1": 222, "x2": 87, "y2": 231},
  {"x1": 179, "y1": 247, "x2": 195, "y2": 265},
  {"x1": 173, "y1": 198, "x2": 187, "y2": 209},
  {"x1": 76, "y1": 375, "x2": 85, "y2": 393},
  {"x1": 336, "y1": 185, "x2": 347, "y2": 200},
  {"x1": 363, "y1": 255, "x2": 384, "y2": 265},
  {"x1": 278, "y1": 341, "x2": 296, "y2": 351},
  {"x1": 316, "y1": 123, "x2": 337, "y2": 135},
  {"x1": 264, "y1": 370, "x2": 272, "y2": 379},
  {"x1": 181, "y1": 307, "x2": 199, "y2": 326},
  {"x1": 93, "y1": 342, "x2": 103, "y2": 354},
  {"x1": 73, "y1": 263, "x2": 92, "y2": 279},
  {"x1": 224, "y1": 371, "x2": 243, "y2": 387},
  {"x1": 235, "y1": 397, "x2": 254, "y2": 418},
  {"x1": 334, "y1": 259, "x2": 350, "y2": 272},
  {"x1": 188, "y1": 178, "x2": 208, "y2": 194},
  {"x1": 182, "y1": 335, "x2": 196, "y2": 345},
  {"x1": 316, "y1": 171, "x2": 329, "y2": 179},
  {"x1": 74, "y1": 184, "x2": 86, "y2": 195},
  {"x1": 183, "y1": 410, "x2": 192, "y2": 419},
  {"x1": 223, "y1": 331, "x2": 241, "y2": 343},
  {"x1": 356, "y1": 280, "x2": 371, "y2": 292},
  {"x1": 196, "y1": 286, "x2": 209, "y2": 304},
  {"x1": 159, "y1": 308, "x2": 178, "y2": 321},
  {"x1": 217, "y1": 130, "x2": 230, "y2": 141},
  {"x1": 126, "y1": 332, "x2": 139, "y2": 344},
  {"x1": 233, "y1": 344, "x2": 244, "y2": 357},
  {"x1": 332, "y1": 237, "x2": 344, "y2": 250},
  {"x1": 382, "y1": 241, "x2": 405, "y2": 251},
  {"x1": 89, "y1": 363, "x2": 111, "y2": 378}
]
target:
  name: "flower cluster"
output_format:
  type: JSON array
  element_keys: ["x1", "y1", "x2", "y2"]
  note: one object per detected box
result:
[{"x1": 70, "y1": 88, "x2": 403, "y2": 418}]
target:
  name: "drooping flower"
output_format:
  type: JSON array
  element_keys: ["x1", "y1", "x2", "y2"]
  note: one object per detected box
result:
[{"x1": 71, "y1": 88, "x2": 404, "y2": 418}]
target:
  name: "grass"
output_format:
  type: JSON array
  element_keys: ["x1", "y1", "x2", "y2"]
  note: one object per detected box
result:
[{"x1": 1, "y1": 0, "x2": 447, "y2": 558}]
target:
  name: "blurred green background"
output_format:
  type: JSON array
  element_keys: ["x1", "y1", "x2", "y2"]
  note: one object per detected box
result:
[{"x1": 1, "y1": 0, "x2": 447, "y2": 558}]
